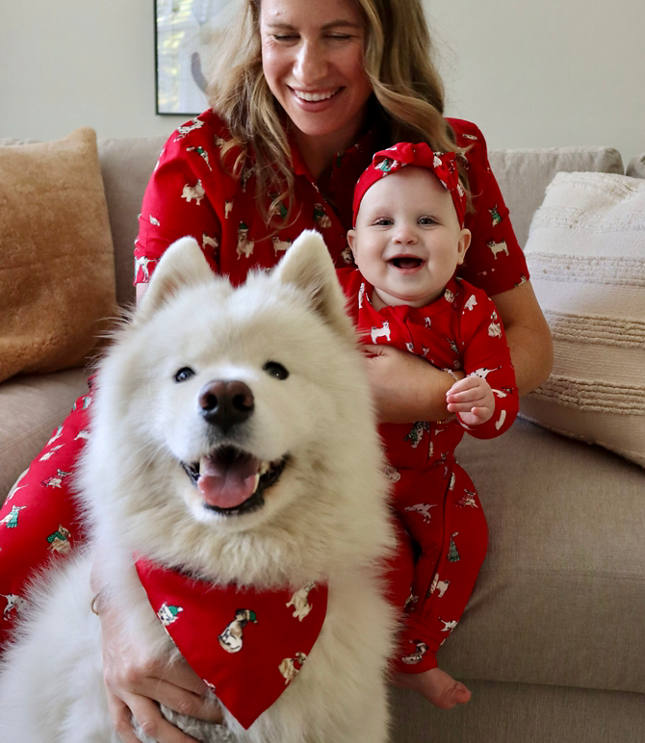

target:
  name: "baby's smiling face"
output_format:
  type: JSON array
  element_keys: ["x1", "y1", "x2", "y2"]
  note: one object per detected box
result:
[{"x1": 347, "y1": 167, "x2": 471, "y2": 309}]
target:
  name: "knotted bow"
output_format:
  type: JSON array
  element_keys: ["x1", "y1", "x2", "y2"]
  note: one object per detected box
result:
[{"x1": 352, "y1": 142, "x2": 466, "y2": 226}]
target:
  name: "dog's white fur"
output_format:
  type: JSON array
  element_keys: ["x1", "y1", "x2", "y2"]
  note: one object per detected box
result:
[{"x1": 0, "y1": 231, "x2": 397, "y2": 743}]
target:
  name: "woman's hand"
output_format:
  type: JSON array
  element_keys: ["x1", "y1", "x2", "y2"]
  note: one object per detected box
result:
[
  {"x1": 97, "y1": 594, "x2": 223, "y2": 743},
  {"x1": 363, "y1": 344, "x2": 457, "y2": 423},
  {"x1": 446, "y1": 374, "x2": 494, "y2": 426}
]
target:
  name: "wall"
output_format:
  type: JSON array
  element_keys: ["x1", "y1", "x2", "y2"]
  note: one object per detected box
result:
[
  {"x1": 426, "y1": 0, "x2": 644, "y2": 160},
  {"x1": 0, "y1": 0, "x2": 643, "y2": 162}
]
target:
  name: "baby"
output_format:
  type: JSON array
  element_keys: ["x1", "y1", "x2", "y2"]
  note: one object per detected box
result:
[{"x1": 338, "y1": 142, "x2": 519, "y2": 709}]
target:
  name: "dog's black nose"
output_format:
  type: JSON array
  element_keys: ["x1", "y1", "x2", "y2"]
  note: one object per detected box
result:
[{"x1": 198, "y1": 380, "x2": 255, "y2": 430}]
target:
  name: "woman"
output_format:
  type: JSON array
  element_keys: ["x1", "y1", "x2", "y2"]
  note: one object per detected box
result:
[{"x1": 0, "y1": 0, "x2": 552, "y2": 740}]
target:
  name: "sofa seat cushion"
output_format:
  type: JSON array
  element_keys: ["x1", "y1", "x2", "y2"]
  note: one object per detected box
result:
[
  {"x1": 0, "y1": 368, "x2": 90, "y2": 498},
  {"x1": 438, "y1": 419, "x2": 645, "y2": 695}
]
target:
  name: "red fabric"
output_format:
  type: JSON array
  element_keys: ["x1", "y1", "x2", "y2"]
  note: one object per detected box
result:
[
  {"x1": 338, "y1": 268, "x2": 517, "y2": 672},
  {"x1": 0, "y1": 394, "x2": 90, "y2": 644},
  {"x1": 132, "y1": 111, "x2": 528, "y2": 297},
  {"x1": 351, "y1": 143, "x2": 467, "y2": 227},
  {"x1": 135, "y1": 558, "x2": 327, "y2": 729},
  {"x1": 0, "y1": 110, "x2": 526, "y2": 653}
]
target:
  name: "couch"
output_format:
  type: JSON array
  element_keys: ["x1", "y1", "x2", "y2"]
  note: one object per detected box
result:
[{"x1": 1, "y1": 130, "x2": 643, "y2": 742}]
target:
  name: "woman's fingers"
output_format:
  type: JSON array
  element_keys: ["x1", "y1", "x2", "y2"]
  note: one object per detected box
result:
[
  {"x1": 135, "y1": 676, "x2": 223, "y2": 722},
  {"x1": 115, "y1": 690, "x2": 202, "y2": 743}
]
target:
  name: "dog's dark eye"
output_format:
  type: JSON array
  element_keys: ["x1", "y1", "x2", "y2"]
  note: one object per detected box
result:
[
  {"x1": 174, "y1": 366, "x2": 195, "y2": 383},
  {"x1": 263, "y1": 361, "x2": 289, "y2": 380}
]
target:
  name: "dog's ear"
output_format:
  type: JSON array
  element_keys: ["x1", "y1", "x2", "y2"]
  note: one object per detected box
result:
[
  {"x1": 136, "y1": 237, "x2": 212, "y2": 321},
  {"x1": 272, "y1": 230, "x2": 356, "y2": 343}
]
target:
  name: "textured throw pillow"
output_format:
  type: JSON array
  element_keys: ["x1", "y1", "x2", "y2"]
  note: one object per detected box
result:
[
  {"x1": 521, "y1": 171, "x2": 645, "y2": 467},
  {"x1": 0, "y1": 128, "x2": 116, "y2": 382},
  {"x1": 627, "y1": 153, "x2": 645, "y2": 179}
]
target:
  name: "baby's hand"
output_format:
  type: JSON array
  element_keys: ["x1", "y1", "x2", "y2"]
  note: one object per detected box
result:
[{"x1": 445, "y1": 374, "x2": 495, "y2": 427}]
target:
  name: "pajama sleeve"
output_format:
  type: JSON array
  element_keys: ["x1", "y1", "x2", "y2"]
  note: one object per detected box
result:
[
  {"x1": 449, "y1": 118, "x2": 529, "y2": 296},
  {"x1": 134, "y1": 123, "x2": 223, "y2": 284},
  {"x1": 457, "y1": 287, "x2": 519, "y2": 439}
]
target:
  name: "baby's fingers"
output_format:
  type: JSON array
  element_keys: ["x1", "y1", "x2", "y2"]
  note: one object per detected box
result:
[{"x1": 446, "y1": 386, "x2": 486, "y2": 407}]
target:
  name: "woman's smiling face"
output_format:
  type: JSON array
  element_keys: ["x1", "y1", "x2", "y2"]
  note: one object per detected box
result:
[{"x1": 260, "y1": 0, "x2": 373, "y2": 163}]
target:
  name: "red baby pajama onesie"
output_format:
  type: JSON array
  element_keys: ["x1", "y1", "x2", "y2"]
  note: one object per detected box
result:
[{"x1": 338, "y1": 268, "x2": 519, "y2": 672}]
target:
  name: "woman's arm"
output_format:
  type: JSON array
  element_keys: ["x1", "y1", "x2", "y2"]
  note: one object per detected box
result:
[
  {"x1": 363, "y1": 345, "x2": 459, "y2": 423},
  {"x1": 364, "y1": 281, "x2": 552, "y2": 424},
  {"x1": 491, "y1": 280, "x2": 553, "y2": 395},
  {"x1": 99, "y1": 117, "x2": 225, "y2": 740}
]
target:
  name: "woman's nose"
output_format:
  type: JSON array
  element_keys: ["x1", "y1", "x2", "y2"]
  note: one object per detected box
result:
[{"x1": 293, "y1": 40, "x2": 328, "y2": 84}]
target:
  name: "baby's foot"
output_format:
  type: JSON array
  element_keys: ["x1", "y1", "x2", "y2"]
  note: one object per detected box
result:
[
  {"x1": 395, "y1": 667, "x2": 472, "y2": 710},
  {"x1": 423, "y1": 667, "x2": 472, "y2": 709}
]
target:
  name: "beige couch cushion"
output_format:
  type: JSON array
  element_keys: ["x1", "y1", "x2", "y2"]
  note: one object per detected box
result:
[
  {"x1": 0, "y1": 129, "x2": 117, "y2": 382},
  {"x1": 98, "y1": 136, "x2": 166, "y2": 306},
  {"x1": 446, "y1": 421, "x2": 645, "y2": 695},
  {"x1": 520, "y1": 171, "x2": 645, "y2": 467},
  {"x1": 489, "y1": 146, "x2": 623, "y2": 248},
  {"x1": 0, "y1": 368, "x2": 89, "y2": 499}
]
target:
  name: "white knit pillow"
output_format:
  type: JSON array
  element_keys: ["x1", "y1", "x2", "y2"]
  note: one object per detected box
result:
[{"x1": 521, "y1": 171, "x2": 645, "y2": 467}]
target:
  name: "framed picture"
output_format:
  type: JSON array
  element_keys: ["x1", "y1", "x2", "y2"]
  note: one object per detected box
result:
[{"x1": 155, "y1": 0, "x2": 234, "y2": 115}]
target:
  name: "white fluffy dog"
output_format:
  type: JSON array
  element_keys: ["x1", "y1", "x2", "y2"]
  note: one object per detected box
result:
[{"x1": 0, "y1": 231, "x2": 397, "y2": 742}]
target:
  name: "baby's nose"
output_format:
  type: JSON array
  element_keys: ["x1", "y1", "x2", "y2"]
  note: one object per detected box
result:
[{"x1": 393, "y1": 224, "x2": 418, "y2": 244}]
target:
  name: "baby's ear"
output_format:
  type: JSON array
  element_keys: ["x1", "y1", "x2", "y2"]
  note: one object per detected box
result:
[
  {"x1": 346, "y1": 228, "x2": 357, "y2": 259},
  {"x1": 457, "y1": 228, "x2": 471, "y2": 265}
]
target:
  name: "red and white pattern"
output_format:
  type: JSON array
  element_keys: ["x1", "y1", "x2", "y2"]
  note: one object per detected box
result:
[
  {"x1": 135, "y1": 558, "x2": 327, "y2": 729},
  {"x1": 338, "y1": 268, "x2": 518, "y2": 672},
  {"x1": 351, "y1": 142, "x2": 467, "y2": 227}
]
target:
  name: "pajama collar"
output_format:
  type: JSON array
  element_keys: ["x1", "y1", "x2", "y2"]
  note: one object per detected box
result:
[{"x1": 135, "y1": 557, "x2": 328, "y2": 729}]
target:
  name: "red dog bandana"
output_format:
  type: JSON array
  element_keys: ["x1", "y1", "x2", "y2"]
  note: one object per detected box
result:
[
  {"x1": 352, "y1": 142, "x2": 467, "y2": 227},
  {"x1": 135, "y1": 558, "x2": 328, "y2": 729}
]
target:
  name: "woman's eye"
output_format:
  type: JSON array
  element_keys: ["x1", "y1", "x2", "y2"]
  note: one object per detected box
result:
[
  {"x1": 174, "y1": 367, "x2": 195, "y2": 383},
  {"x1": 263, "y1": 361, "x2": 289, "y2": 380},
  {"x1": 273, "y1": 34, "x2": 298, "y2": 42}
]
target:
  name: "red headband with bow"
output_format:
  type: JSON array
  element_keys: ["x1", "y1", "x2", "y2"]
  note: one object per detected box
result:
[{"x1": 352, "y1": 142, "x2": 467, "y2": 227}]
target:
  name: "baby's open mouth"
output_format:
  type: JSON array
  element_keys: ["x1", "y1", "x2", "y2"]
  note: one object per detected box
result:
[
  {"x1": 389, "y1": 256, "x2": 424, "y2": 269},
  {"x1": 182, "y1": 446, "x2": 287, "y2": 516}
]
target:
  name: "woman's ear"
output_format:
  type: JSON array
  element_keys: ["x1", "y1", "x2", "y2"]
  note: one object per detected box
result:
[{"x1": 456, "y1": 228, "x2": 471, "y2": 265}]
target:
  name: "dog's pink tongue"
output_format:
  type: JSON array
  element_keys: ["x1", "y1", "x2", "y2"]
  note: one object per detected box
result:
[{"x1": 198, "y1": 451, "x2": 260, "y2": 509}]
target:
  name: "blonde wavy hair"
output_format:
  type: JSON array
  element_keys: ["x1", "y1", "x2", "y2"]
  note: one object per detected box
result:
[{"x1": 207, "y1": 0, "x2": 463, "y2": 224}]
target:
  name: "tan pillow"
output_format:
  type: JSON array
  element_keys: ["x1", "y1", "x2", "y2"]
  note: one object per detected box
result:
[
  {"x1": 0, "y1": 128, "x2": 116, "y2": 382},
  {"x1": 521, "y1": 171, "x2": 645, "y2": 467}
]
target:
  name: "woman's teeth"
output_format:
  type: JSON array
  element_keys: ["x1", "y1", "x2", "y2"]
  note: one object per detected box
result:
[{"x1": 293, "y1": 89, "x2": 338, "y2": 102}]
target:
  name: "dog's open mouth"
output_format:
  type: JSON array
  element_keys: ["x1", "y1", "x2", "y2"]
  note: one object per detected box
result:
[{"x1": 182, "y1": 446, "x2": 287, "y2": 516}]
